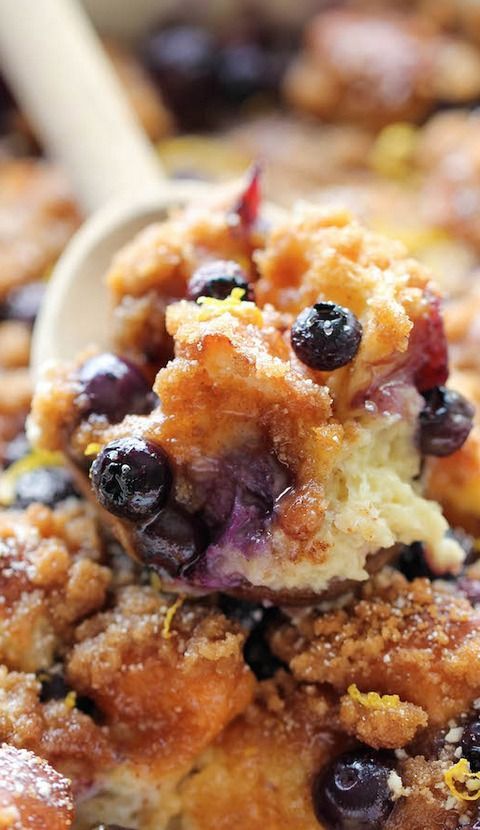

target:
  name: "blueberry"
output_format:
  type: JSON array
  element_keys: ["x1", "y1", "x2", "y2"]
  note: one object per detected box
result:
[
  {"x1": 135, "y1": 505, "x2": 206, "y2": 577},
  {"x1": 38, "y1": 670, "x2": 69, "y2": 702},
  {"x1": 0, "y1": 281, "x2": 45, "y2": 325},
  {"x1": 140, "y1": 24, "x2": 217, "y2": 129},
  {"x1": 291, "y1": 302, "x2": 363, "y2": 371},
  {"x1": 187, "y1": 260, "x2": 253, "y2": 302},
  {"x1": 13, "y1": 466, "x2": 76, "y2": 508},
  {"x1": 312, "y1": 751, "x2": 395, "y2": 830},
  {"x1": 396, "y1": 542, "x2": 436, "y2": 581},
  {"x1": 77, "y1": 353, "x2": 151, "y2": 423},
  {"x1": 418, "y1": 386, "x2": 474, "y2": 457},
  {"x1": 3, "y1": 431, "x2": 30, "y2": 468},
  {"x1": 462, "y1": 721, "x2": 480, "y2": 772},
  {"x1": 216, "y1": 41, "x2": 273, "y2": 104},
  {"x1": 91, "y1": 438, "x2": 172, "y2": 522}
]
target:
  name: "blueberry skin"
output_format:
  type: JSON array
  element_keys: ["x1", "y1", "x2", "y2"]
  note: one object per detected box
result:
[
  {"x1": 312, "y1": 751, "x2": 395, "y2": 830},
  {"x1": 135, "y1": 505, "x2": 206, "y2": 577},
  {"x1": 187, "y1": 260, "x2": 253, "y2": 302},
  {"x1": 462, "y1": 721, "x2": 480, "y2": 772},
  {"x1": 91, "y1": 437, "x2": 172, "y2": 522},
  {"x1": 0, "y1": 280, "x2": 46, "y2": 326},
  {"x1": 291, "y1": 302, "x2": 363, "y2": 371},
  {"x1": 418, "y1": 386, "x2": 474, "y2": 457},
  {"x1": 13, "y1": 466, "x2": 76, "y2": 508},
  {"x1": 77, "y1": 353, "x2": 151, "y2": 423},
  {"x1": 140, "y1": 24, "x2": 217, "y2": 129}
]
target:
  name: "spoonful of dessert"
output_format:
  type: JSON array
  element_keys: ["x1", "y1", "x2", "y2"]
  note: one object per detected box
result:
[{"x1": 0, "y1": 0, "x2": 268, "y2": 369}]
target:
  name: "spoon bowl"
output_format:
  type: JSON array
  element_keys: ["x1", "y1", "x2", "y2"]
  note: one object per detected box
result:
[{"x1": 31, "y1": 181, "x2": 208, "y2": 370}]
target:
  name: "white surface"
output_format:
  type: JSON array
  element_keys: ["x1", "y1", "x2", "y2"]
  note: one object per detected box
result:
[{"x1": 0, "y1": 0, "x2": 163, "y2": 213}]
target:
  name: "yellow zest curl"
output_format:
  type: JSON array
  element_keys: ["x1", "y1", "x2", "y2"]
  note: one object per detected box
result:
[
  {"x1": 348, "y1": 684, "x2": 400, "y2": 710},
  {"x1": 162, "y1": 595, "x2": 185, "y2": 639},
  {"x1": 64, "y1": 691, "x2": 77, "y2": 710},
  {"x1": 197, "y1": 288, "x2": 263, "y2": 326},
  {"x1": 0, "y1": 449, "x2": 65, "y2": 506},
  {"x1": 369, "y1": 122, "x2": 419, "y2": 180},
  {"x1": 150, "y1": 572, "x2": 163, "y2": 592},
  {"x1": 85, "y1": 442, "x2": 102, "y2": 458},
  {"x1": 444, "y1": 758, "x2": 480, "y2": 801}
]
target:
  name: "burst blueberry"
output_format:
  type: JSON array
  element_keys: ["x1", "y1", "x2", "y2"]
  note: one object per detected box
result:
[
  {"x1": 187, "y1": 260, "x2": 253, "y2": 302},
  {"x1": 462, "y1": 721, "x2": 480, "y2": 772},
  {"x1": 312, "y1": 751, "x2": 394, "y2": 829},
  {"x1": 418, "y1": 386, "x2": 474, "y2": 457},
  {"x1": 135, "y1": 505, "x2": 206, "y2": 577},
  {"x1": 77, "y1": 353, "x2": 151, "y2": 423},
  {"x1": 91, "y1": 437, "x2": 172, "y2": 522},
  {"x1": 291, "y1": 302, "x2": 363, "y2": 371}
]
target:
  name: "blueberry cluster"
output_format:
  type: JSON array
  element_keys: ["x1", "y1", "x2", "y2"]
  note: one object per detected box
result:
[{"x1": 140, "y1": 23, "x2": 294, "y2": 129}]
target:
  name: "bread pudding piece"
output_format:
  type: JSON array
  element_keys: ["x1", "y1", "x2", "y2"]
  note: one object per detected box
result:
[
  {"x1": 0, "y1": 159, "x2": 80, "y2": 297},
  {"x1": 202, "y1": 568, "x2": 480, "y2": 829},
  {"x1": 415, "y1": 110, "x2": 480, "y2": 252},
  {"x1": 284, "y1": 9, "x2": 480, "y2": 128},
  {"x1": 0, "y1": 500, "x2": 110, "y2": 672},
  {"x1": 0, "y1": 579, "x2": 253, "y2": 830},
  {"x1": 106, "y1": 171, "x2": 264, "y2": 375},
  {"x1": 0, "y1": 159, "x2": 80, "y2": 459},
  {"x1": 30, "y1": 200, "x2": 473, "y2": 600},
  {"x1": 0, "y1": 744, "x2": 74, "y2": 830}
]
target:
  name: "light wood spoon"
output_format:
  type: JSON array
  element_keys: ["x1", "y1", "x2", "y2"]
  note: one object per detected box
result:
[{"x1": 0, "y1": 0, "x2": 274, "y2": 370}]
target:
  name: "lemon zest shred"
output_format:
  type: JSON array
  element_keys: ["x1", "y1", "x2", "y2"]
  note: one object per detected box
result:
[
  {"x1": 150, "y1": 572, "x2": 163, "y2": 592},
  {"x1": 84, "y1": 442, "x2": 102, "y2": 457},
  {"x1": 444, "y1": 758, "x2": 480, "y2": 801},
  {"x1": 197, "y1": 288, "x2": 263, "y2": 326},
  {"x1": 64, "y1": 691, "x2": 77, "y2": 710},
  {"x1": 370, "y1": 220, "x2": 450, "y2": 255},
  {"x1": 369, "y1": 122, "x2": 420, "y2": 180},
  {"x1": 0, "y1": 449, "x2": 65, "y2": 506},
  {"x1": 162, "y1": 595, "x2": 185, "y2": 639},
  {"x1": 348, "y1": 684, "x2": 400, "y2": 710}
]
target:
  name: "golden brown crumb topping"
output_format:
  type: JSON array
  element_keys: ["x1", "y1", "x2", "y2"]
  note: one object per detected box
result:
[{"x1": 271, "y1": 569, "x2": 480, "y2": 724}]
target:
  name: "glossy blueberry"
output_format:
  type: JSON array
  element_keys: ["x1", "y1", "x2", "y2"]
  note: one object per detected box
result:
[
  {"x1": 140, "y1": 24, "x2": 217, "y2": 129},
  {"x1": 136, "y1": 505, "x2": 206, "y2": 577},
  {"x1": 13, "y1": 466, "x2": 76, "y2": 508},
  {"x1": 419, "y1": 386, "x2": 474, "y2": 457},
  {"x1": 0, "y1": 280, "x2": 45, "y2": 325},
  {"x1": 77, "y1": 353, "x2": 151, "y2": 423},
  {"x1": 312, "y1": 751, "x2": 394, "y2": 829},
  {"x1": 395, "y1": 542, "x2": 437, "y2": 581},
  {"x1": 3, "y1": 431, "x2": 30, "y2": 468},
  {"x1": 91, "y1": 437, "x2": 172, "y2": 522},
  {"x1": 462, "y1": 721, "x2": 480, "y2": 772},
  {"x1": 187, "y1": 260, "x2": 253, "y2": 302},
  {"x1": 291, "y1": 302, "x2": 363, "y2": 371}
]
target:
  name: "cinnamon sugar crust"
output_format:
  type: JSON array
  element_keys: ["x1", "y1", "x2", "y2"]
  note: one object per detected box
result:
[
  {"x1": 271, "y1": 569, "x2": 480, "y2": 725},
  {"x1": 0, "y1": 744, "x2": 74, "y2": 830},
  {"x1": 0, "y1": 502, "x2": 110, "y2": 672}
]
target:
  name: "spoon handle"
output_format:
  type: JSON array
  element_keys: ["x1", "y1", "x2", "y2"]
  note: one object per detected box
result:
[{"x1": 0, "y1": 0, "x2": 165, "y2": 213}]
